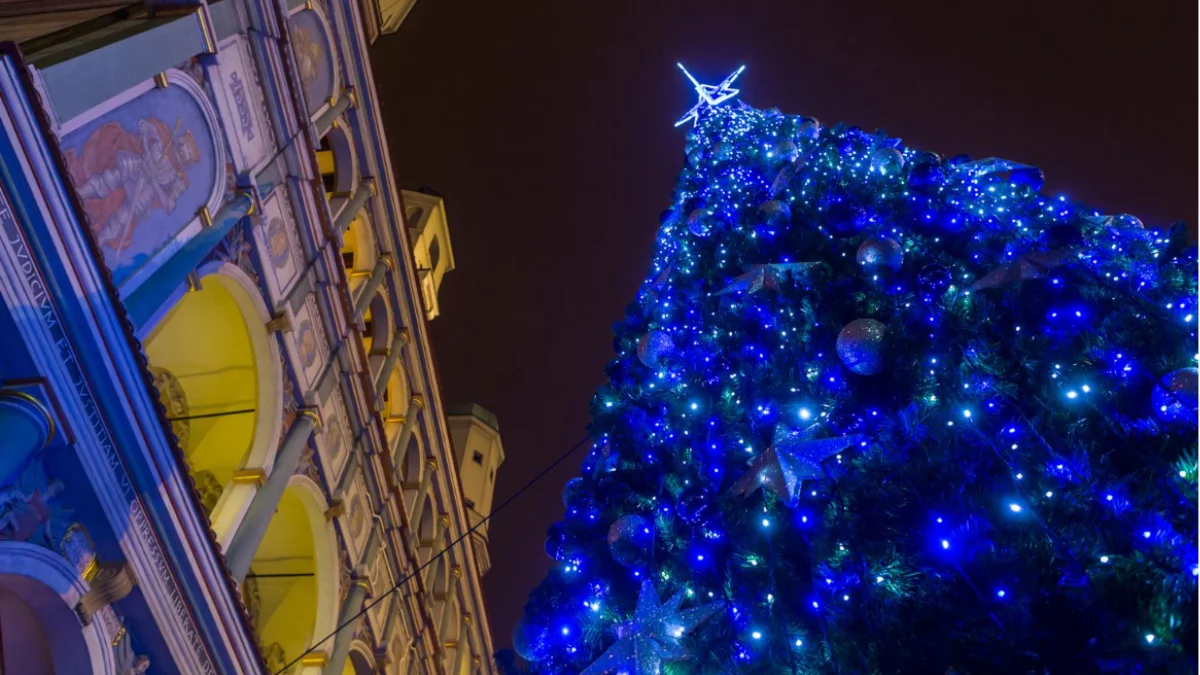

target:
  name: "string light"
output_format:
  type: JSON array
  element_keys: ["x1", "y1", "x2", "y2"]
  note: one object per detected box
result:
[{"x1": 514, "y1": 85, "x2": 1195, "y2": 675}]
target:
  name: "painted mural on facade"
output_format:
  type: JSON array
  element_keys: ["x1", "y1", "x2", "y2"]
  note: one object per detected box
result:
[
  {"x1": 61, "y1": 83, "x2": 219, "y2": 287},
  {"x1": 0, "y1": 453, "x2": 70, "y2": 549},
  {"x1": 288, "y1": 10, "x2": 336, "y2": 117}
]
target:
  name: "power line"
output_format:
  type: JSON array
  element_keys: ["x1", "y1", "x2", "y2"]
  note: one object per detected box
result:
[{"x1": 274, "y1": 434, "x2": 592, "y2": 674}]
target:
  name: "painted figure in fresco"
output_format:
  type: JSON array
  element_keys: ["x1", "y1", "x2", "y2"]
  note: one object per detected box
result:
[
  {"x1": 297, "y1": 320, "x2": 318, "y2": 368},
  {"x1": 64, "y1": 117, "x2": 201, "y2": 256},
  {"x1": 267, "y1": 216, "x2": 291, "y2": 267},
  {"x1": 292, "y1": 25, "x2": 324, "y2": 90},
  {"x1": 0, "y1": 454, "x2": 70, "y2": 549}
]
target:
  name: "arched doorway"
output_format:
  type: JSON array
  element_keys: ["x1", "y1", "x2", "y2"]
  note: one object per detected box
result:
[
  {"x1": 142, "y1": 268, "x2": 281, "y2": 542},
  {"x1": 241, "y1": 477, "x2": 336, "y2": 675},
  {"x1": 0, "y1": 585, "x2": 54, "y2": 673},
  {"x1": 0, "y1": 543, "x2": 113, "y2": 674}
]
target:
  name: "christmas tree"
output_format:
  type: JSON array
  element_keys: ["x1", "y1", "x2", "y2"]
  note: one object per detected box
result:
[{"x1": 513, "y1": 68, "x2": 1198, "y2": 675}]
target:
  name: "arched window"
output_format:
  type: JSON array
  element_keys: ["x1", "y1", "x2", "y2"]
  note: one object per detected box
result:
[
  {"x1": 241, "y1": 478, "x2": 337, "y2": 675},
  {"x1": 143, "y1": 268, "x2": 282, "y2": 541},
  {"x1": 427, "y1": 236, "x2": 441, "y2": 273}
]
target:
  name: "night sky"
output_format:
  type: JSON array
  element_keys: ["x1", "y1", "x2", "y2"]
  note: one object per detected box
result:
[{"x1": 369, "y1": 0, "x2": 1196, "y2": 651}]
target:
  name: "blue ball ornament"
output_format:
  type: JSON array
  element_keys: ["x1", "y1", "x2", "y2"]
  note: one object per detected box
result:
[
  {"x1": 513, "y1": 616, "x2": 550, "y2": 662},
  {"x1": 833, "y1": 206, "x2": 872, "y2": 236},
  {"x1": 758, "y1": 200, "x2": 791, "y2": 228},
  {"x1": 562, "y1": 477, "x2": 583, "y2": 507},
  {"x1": 1009, "y1": 166, "x2": 1045, "y2": 191},
  {"x1": 917, "y1": 263, "x2": 953, "y2": 302},
  {"x1": 607, "y1": 514, "x2": 654, "y2": 567},
  {"x1": 687, "y1": 209, "x2": 717, "y2": 238},
  {"x1": 908, "y1": 154, "x2": 945, "y2": 190},
  {"x1": 545, "y1": 525, "x2": 569, "y2": 561},
  {"x1": 637, "y1": 331, "x2": 675, "y2": 367},
  {"x1": 678, "y1": 489, "x2": 712, "y2": 524},
  {"x1": 836, "y1": 319, "x2": 888, "y2": 376},
  {"x1": 1152, "y1": 367, "x2": 1198, "y2": 427}
]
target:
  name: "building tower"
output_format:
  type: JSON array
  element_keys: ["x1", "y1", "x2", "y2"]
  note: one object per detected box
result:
[{"x1": 447, "y1": 405, "x2": 506, "y2": 576}]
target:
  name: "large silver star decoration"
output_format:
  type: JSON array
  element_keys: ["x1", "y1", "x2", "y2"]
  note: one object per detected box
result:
[
  {"x1": 582, "y1": 580, "x2": 724, "y2": 675},
  {"x1": 674, "y1": 63, "x2": 746, "y2": 127},
  {"x1": 730, "y1": 423, "x2": 866, "y2": 506},
  {"x1": 715, "y1": 262, "x2": 817, "y2": 296},
  {"x1": 969, "y1": 249, "x2": 1073, "y2": 291},
  {"x1": 953, "y1": 157, "x2": 1036, "y2": 178}
]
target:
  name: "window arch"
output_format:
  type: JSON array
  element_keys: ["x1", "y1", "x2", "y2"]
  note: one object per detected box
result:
[
  {"x1": 440, "y1": 594, "x2": 462, "y2": 674},
  {"x1": 143, "y1": 264, "x2": 283, "y2": 544},
  {"x1": 345, "y1": 644, "x2": 376, "y2": 675},
  {"x1": 362, "y1": 291, "x2": 393, "y2": 382},
  {"x1": 427, "y1": 236, "x2": 441, "y2": 273},
  {"x1": 382, "y1": 364, "x2": 412, "y2": 437},
  {"x1": 241, "y1": 476, "x2": 338, "y2": 675},
  {"x1": 342, "y1": 211, "x2": 377, "y2": 296},
  {"x1": 317, "y1": 122, "x2": 357, "y2": 204},
  {"x1": 417, "y1": 495, "x2": 436, "y2": 562}
]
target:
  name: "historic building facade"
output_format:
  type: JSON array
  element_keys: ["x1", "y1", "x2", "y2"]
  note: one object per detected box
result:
[{"x1": 0, "y1": 1, "x2": 501, "y2": 674}]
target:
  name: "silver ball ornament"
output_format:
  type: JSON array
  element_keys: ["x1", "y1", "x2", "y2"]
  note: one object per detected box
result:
[
  {"x1": 637, "y1": 331, "x2": 675, "y2": 367},
  {"x1": 795, "y1": 117, "x2": 821, "y2": 140},
  {"x1": 1113, "y1": 214, "x2": 1144, "y2": 230},
  {"x1": 870, "y1": 147, "x2": 905, "y2": 177},
  {"x1": 773, "y1": 140, "x2": 800, "y2": 163},
  {"x1": 856, "y1": 237, "x2": 904, "y2": 274},
  {"x1": 607, "y1": 514, "x2": 653, "y2": 567},
  {"x1": 1152, "y1": 367, "x2": 1198, "y2": 426},
  {"x1": 836, "y1": 319, "x2": 888, "y2": 375}
]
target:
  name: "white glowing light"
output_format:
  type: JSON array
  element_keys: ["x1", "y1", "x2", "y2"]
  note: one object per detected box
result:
[{"x1": 675, "y1": 63, "x2": 746, "y2": 127}]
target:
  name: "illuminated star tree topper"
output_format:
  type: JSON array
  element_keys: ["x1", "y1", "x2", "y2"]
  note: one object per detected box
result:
[{"x1": 674, "y1": 63, "x2": 747, "y2": 127}]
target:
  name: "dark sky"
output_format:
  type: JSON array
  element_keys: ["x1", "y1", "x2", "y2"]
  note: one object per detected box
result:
[{"x1": 369, "y1": 0, "x2": 1197, "y2": 651}]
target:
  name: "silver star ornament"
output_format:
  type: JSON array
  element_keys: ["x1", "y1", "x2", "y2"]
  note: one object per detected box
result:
[
  {"x1": 715, "y1": 262, "x2": 817, "y2": 296},
  {"x1": 581, "y1": 580, "x2": 723, "y2": 675},
  {"x1": 729, "y1": 423, "x2": 866, "y2": 506}
]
